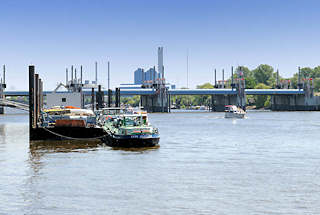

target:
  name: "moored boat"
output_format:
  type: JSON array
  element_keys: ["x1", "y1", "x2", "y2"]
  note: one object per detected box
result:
[
  {"x1": 100, "y1": 108, "x2": 160, "y2": 147},
  {"x1": 31, "y1": 106, "x2": 108, "y2": 141}
]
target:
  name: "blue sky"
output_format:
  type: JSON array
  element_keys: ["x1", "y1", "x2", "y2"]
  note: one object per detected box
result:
[{"x1": 0, "y1": 0, "x2": 319, "y2": 90}]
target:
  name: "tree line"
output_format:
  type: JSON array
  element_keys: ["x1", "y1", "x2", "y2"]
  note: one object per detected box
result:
[{"x1": 173, "y1": 64, "x2": 320, "y2": 109}]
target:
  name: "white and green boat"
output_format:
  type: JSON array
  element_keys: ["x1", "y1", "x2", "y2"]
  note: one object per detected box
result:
[{"x1": 100, "y1": 108, "x2": 160, "y2": 147}]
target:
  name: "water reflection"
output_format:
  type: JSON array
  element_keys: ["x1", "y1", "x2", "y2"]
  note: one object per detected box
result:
[
  {"x1": 29, "y1": 140, "x2": 103, "y2": 156},
  {"x1": 0, "y1": 124, "x2": 6, "y2": 145},
  {"x1": 0, "y1": 124, "x2": 5, "y2": 137},
  {"x1": 29, "y1": 140, "x2": 159, "y2": 157},
  {"x1": 111, "y1": 145, "x2": 160, "y2": 152}
]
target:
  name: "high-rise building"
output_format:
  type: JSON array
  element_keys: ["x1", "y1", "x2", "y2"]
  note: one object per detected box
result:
[
  {"x1": 145, "y1": 68, "x2": 159, "y2": 83},
  {"x1": 134, "y1": 68, "x2": 144, "y2": 84}
]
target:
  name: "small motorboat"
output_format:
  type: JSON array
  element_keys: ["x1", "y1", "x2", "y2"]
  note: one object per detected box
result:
[{"x1": 224, "y1": 105, "x2": 246, "y2": 118}]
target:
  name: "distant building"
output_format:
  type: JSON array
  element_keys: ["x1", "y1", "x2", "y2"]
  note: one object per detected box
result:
[
  {"x1": 144, "y1": 68, "x2": 160, "y2": 83},
  {"x1": 134, "y1": 68, "x2": 144, "y2": 84},
  {"x1": 122, "y1": 47, "x2": 175, "y2": 90}
]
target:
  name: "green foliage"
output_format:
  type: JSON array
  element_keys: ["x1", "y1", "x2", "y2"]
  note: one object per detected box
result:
[
  {"x1": 120, "y1": 95, "x2": 140, "y2": 107},
  {"x1": 254, "y1": 83, "x2": 271, "y2": 109},
  {"x1": 252, "y1": 64, "x2": 275, "y2": 85},
  {"x1": 197, "y1": 83, "x2": 214, "y2": 89},
  {"x1": 174, "y1": 95, "x2": 196, "y2": 108},
  {"x1": 119, "y1": 64, "x2": 320, "y2": 109},
  {"x1": 194, "y1": 83, "x2": 214, "y2": 106},
  {"x1": 300, "y1": 67, "x2": 313, "y2": 78},
  {"x1": 233, "y1": 66, "x2": 256, "y2": 89}
]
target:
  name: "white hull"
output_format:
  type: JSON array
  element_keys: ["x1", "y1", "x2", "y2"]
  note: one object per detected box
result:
[{"x1": 225, "y1": 112, "x2": 245, "y2": 118}]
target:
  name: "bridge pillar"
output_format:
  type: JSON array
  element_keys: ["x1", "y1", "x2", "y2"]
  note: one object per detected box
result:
[
  {"x1": 271, "y1": 94, "x2": 320, "y2": 111},
  {"x1": 211, "y1": 94, "x2": 238, "y2": 112},
  {"x1": 271, "y1": 79, "x2": 320, "y2": 111},
  {"x1": 141, "y1": 88, "x2": 168, "y2": 113}
]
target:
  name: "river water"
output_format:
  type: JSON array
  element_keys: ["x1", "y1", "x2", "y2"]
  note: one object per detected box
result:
[{"x1": 1, "y1": 108, "x2": 320, "y2": 214}]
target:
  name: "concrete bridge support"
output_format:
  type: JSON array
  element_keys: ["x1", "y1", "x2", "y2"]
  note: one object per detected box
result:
[
  {"x1": 271, "y1": 95, "x2": 320, "y2": 111},
  {"x1": 211, "y1": 95, "x2": 238, "y2": 112},
  {"x1": 141, "y1": 89, "x2": 168, "y2": 113}
]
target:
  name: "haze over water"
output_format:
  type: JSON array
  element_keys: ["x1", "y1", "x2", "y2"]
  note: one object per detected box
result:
[{"x1": 1, "y1": 109, "x2": 320, "y2": 214}]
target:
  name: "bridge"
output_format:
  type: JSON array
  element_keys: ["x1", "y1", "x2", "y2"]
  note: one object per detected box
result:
[
  {"x1": 1, "y1": 63, "x2": 319, "y2": 113},
  {"x1": 1, "y1": 86, "x2": 317, "y2": 113},
  {"x1": 3, "y1": 88, "x2": 305, "y2": 97},
  {"x1": 0, "y1": 99, "x2": 29, "y2": 111}
]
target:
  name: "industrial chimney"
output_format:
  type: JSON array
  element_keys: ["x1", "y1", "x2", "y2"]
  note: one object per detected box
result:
[{"x1": 158, "y1": 47, "x2": 164, "y2": 84}]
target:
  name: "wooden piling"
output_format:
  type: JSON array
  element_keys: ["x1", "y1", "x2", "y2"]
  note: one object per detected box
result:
[
  {"x1": 91, "y1": 88, "x2": 95, "y2": 112},
  {"x1": 96, "y1": 85, "x2": 104, "y2": 110},
  {"x1": 39, "y1": 79, "x2": 43, "y2": 110},
  {"x1": 35, "y1": 74, "x2": 40, "y2": 128},
  {"x1": 115, "y1": 88, "x2": 120, "y2": 107},
  {"x1": 108, "y1": 89, "x2": 112, "y2": 107},
  {"x1": 29, "y1": 66, "x2": 35, "y2": 139}
]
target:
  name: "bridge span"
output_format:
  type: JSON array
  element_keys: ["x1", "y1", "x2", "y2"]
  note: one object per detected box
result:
[
  {"x1": 3, "y1": 88, "x2": 305, "y2": 97},
  {"x1": 2, "y1": 87, "x2": 319, "y2": 112}
]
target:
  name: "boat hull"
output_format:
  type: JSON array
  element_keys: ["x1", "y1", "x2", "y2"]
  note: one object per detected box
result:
[
  {"x1": 30, "y1": 127, "x2": 107, "y2": 142},
  {"x1": 102, "y1": 134, "x2": 160, "y2": 148},
  {"x1": 225, "y1": 112, "x2": 246, "y2": 118}
]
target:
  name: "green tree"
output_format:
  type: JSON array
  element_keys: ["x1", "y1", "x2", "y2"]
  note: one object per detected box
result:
[
  {"x1": 252, "y1": 64, "x2": 274, "y2": 85},
  {"x1": 300, "y1": 67, "x2": 313, "y2": 79},
  {"x1": 233, "y1": 66, "x2": 256, "y2": 89},
  {"x1": 313, "y1": 66, "x2": 320, "y2": 78},
  {"x1": 254, "y1": 83, "x2": 271, "y2": 109},
  {"x1": 194, "y1": 83, "x2": 214, "y2": 106}
]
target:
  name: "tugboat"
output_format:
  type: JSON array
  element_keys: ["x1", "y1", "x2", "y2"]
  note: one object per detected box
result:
[
  {"x1": 224, "y1": 105, "x2": 246, "y2": 119},
  {"x1": 100, "y1": 108, "x2": 160, "y2": 147}
]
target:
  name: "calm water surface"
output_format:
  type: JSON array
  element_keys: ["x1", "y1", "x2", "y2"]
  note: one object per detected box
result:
[{"x1": 1, "y1": 108, "x2": 320, "y2": 214}]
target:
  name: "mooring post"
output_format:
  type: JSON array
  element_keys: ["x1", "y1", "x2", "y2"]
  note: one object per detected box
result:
[
  {"x1": 115, "y1": 88, "x2": 120, "y2": 107},
  {"x1": 107, "y1": 61, "x2": 110, "y2": 90},
  {"x1": 39, "y1": 79, "x2": 43, "y2": 110},
  {"x1": 91, "y1": 88, "x2": 95, "y2": 112},
  {"x1": 108, "y1": 89, "x2": 112, "y2": 107},
  {"x1": 115, "y1": 88, "x2": 118, "y2": 107},
  {"x1": 96, "y1": 85, "x2": 103, "y2": 110},
  {"x1": 29, "y1": 65, "x2": 35, "y2": 140},
  {"x1": 35, "y1": 74, "x2": 40, "y2": 128}
]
